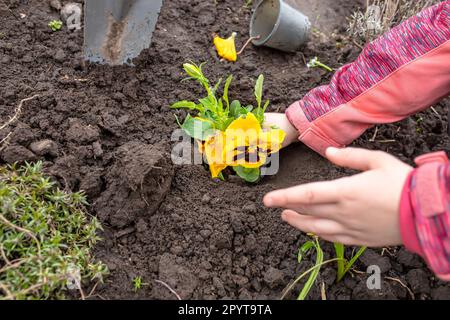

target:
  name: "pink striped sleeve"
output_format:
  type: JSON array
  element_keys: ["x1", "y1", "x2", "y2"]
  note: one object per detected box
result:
[{"x1": 286, "y1": 1, "x2": 450, "y2": 156}]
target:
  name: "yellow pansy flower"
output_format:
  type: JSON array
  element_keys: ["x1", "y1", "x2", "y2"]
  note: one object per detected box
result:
[{"x1": 202, "y1": 113, "x2": 286, "y2": 178}]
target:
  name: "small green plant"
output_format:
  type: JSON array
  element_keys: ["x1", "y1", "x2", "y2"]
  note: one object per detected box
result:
[
  {"x1": 48, "y1": 20, "x2": 63, "y2": 32},
  {"x1": 295, "y1": 236, "x2": 323, "y2": 300},
  {"x1": 307, "y1": 57, "x2": 334, "y2": 72},
  {"x1": 282, "y1": 236, "x2": 344, "y2": 300},
  {"x1": 133, "y1": 276, "x2": 142, "y2": 292},
  {"x1": 132, "y1": 276, "x2": 149, "y2": 292},
  {"x1": 282, "y1": 237, "x2": 366, "y2": 300},
  {"x1": 0, "y1": 162, "x2": 107, "y2": 300},
  {"x1": 334, "y1": 243, "x2": 367, "y2": 282}
]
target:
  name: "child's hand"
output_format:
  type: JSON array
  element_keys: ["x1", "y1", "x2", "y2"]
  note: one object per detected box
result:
[
  {"x1": 264, "y1": 113, "x2": 298, "y2": 148},
  {"x1": 263, "y1": 147, "x2": 413, "y2": 247}
]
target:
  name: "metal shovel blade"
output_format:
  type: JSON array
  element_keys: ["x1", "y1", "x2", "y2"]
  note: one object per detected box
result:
[{"x1": 84, "y1": 0, "x2": 163, "y2": 65}]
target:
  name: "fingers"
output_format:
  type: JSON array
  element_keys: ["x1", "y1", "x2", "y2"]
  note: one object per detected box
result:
[
  {"x1": 263, "y1": 113, "x2": 298, "y2": 147},
  {"x1": 282, "y1": 210, "x2": 360, "y2": 245},
  {"x1": 326, "y1": 147, "x2": 396, "y2": 171},
  {"x1": 264, "y1": 180, "x2": 341, "y2": 209},
  {"x1": 282, "y1": 210, "x2": 358, "y2": 245},
  {"x1": 281, "y1": 210, "x2": 345, "y2": 236},
  {"x1": 282, "y1": 203, "x2": 339, "y2": 220},
  {"x1": 320, "y1": 234, "x2": 359, "y2": 246}
]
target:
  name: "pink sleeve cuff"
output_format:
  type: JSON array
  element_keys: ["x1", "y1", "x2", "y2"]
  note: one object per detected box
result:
[
  {"x1": 399, "y1": 152, "x2": 450, "y2": 281},
  {"x1": 399, "y1": 171, "x2": 424, "y2": 256},
  {"x1": 286, "y1": 101, "x2": 341, "y2": 157}
]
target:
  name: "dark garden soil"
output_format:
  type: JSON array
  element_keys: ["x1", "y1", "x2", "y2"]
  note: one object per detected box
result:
[{"x1": 1, "y1": 0, "x2": 449, "y2": 300}]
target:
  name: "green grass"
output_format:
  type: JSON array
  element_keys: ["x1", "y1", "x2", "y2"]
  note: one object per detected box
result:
[
  {"x1": 296, "y1": 236, "x2": 323, "y2": 300},
  {"x1": 334, "y1": 243, "x2": 367, "y2": 282},
  {"x1": 283, "y1": 237, "x2": 366, "y2": 300},
  {"x1": 0, "y1": 162, "x2": 107, "y2": 300}
]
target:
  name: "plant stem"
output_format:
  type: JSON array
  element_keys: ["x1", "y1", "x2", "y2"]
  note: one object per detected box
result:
[
  {"x1": 334, "y1": 243, "x2": 346, "y2": 281},
  {"x1": 297, "y1": 237, "x2": 323, "y2": 300},
  {"x1": 340, "y1": 246, "x2": 367, "y2": 281},
  {"x1": 280, "y1": 258, "x2": 345, "y2": 300},
  {"x1": 317, "y1": 62, "x2": 333, "y2": 72},
  {"x1": 334, "y1": 243, "x2": 367, "y2": 282}
]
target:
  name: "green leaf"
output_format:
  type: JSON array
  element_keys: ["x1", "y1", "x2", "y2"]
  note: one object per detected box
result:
[
  {"x1": 254, "y1": 74, "x2": 264, "y2": 109},
  {"x1": 230, "y1": 100, "x2": 248, "y2": 119},
  {"x1": 298, "y1": 241, "x2": 315, "y2": 263},
  {"x1": 230, "y1": 100, "x2": 241, "y2": 116},
  {"x1": 334, "y1": 242, "x2": 346, "y2": 281},
  {"x1": 223, "y1": 75, "x2": 233, "y2": 110},
  {"x1": 252, "y1": 100, "x2": 270, "y2": 124},
  {"x1": 339, "y1": 246, "x2": 367, "y2": 282},
  {"x1": 199, "y1": 96, "x2": 217, "y2": 114},
  {"x1": 262, "y1": 100, "x2": 270, "y2": 113},
  {"x1": 233, "y1": 166, "x2": 260, "y2": 183},
  {"x1": 174, "y1": 114, "x2": 182, "y2": 127},
  {"x1": 213, "y1": 78, "x2": 223, "y2": 95},
  {"x1": 252, "y1": 108, "x2": 263, "y2": 124},
  {"x1": 223, "y1": 117, "x2": 234, "y2": 130},
  {"x1": 181, "y1": 114, "x2": 215, "y2": 141},
  {"x1": 171, "y1": 100, "x2": 202, "y2": 111},
  {"x1": 199, "y1": 110, "x2": 218, "y2": 124},
  {"x1": 245, "y1": 105, "x2": 254, "y2": 112},
  {"x1": 218, "y1": 98, "x2": 224, "y2": 115},
  {"x1": 298, "y1": 238, "x2": 323, "y2": 300}
]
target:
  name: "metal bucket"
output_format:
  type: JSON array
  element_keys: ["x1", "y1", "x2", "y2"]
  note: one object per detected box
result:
[{"x1": 250, "y1": 0, "x2": 311, "y2": 52}]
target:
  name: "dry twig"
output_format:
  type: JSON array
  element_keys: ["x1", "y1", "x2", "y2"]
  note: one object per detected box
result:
[
  {"x1": 0, "y1": 95, "x2": 39, "y2": 132},
  {"x1": 154, "y1": 280, "x2": 182, "y2": 300},
  {"x1": 385, "y1": 276, "x2": 415, "y2": 300}
]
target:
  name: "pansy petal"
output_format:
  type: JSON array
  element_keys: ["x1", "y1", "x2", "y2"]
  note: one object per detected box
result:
[
  {"x1": 209, "y1": 163, "x2": 227, "y2": 178},
  {"x1": 258, "y1": 129, "x2": 286, "y2": 153},
  {"x1": 226, "y1": 113, "x2": 261, "y2": 133},
  {"x1": 204, "y1": 131, "x2": 227, "y2": 178},
  {"x1": 213, "y1": 33, "x2": 237, "y2": 62}
]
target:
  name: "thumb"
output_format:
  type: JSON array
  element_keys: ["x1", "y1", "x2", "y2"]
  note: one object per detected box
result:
[{"x1": 326, "y1": 147, "x2": 395, "y2": 171}]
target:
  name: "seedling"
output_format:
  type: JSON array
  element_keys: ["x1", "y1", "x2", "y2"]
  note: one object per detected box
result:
[
  {"x1": 133, "y1": 276, "x2": 143, "y2": 292},
  {"x1": 132, "y1": 276, "x2": 149, "y2": 292},
  {"x1": 307, "y1": 57, "x2": 333, "y2": 72},
  {"x1": 334, "y1": 243, "x2": 367, "y2": 282},
  {"x1": 287, "y1": 239, "x2": 366, "y2": 300},
  {"x1": 295, "y1": 236, "x2": 323, "y2": 300},
  {"x1": 48, "y1": 20, "x2": 63, "y2": 32},
  {"x1": 282, "y1": 236, "x2": 345, "y2": 300},
  {"x1": 171, "y1": 62, "x2": 286, "y2": 183}
]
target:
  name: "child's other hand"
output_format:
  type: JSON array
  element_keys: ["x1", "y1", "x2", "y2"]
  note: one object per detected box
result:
[
  {"x1": 264, "y1": 113, "x2": 298, "y2": 148},
  {"x1": 263, "y1": 147, "x2": 413, "y2": 247}
]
